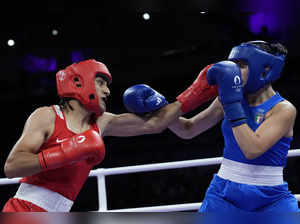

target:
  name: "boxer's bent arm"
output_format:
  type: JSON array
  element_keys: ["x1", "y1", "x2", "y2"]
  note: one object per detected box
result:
[
  {"x1": 4, "y1": 107, "x2": 54, "y2": 178},
  {"x1": 168, "y1": 97, "x2": 224, "y2": 139},
  {"x1": 232, "y1": 101, "x2": 296, "y2": 159},
  {"x1": 100, "y1": 101, "x2": 183, "y2": 137}
]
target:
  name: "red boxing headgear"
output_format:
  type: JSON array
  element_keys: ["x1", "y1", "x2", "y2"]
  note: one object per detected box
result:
[{"x1": 56, "y1": 59, "x2": 112, "y2": 115}]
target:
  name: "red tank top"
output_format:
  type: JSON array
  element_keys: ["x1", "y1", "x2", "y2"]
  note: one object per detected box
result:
[{"x1": 20, "y1": 105, "x2": 103, "y2": 201}]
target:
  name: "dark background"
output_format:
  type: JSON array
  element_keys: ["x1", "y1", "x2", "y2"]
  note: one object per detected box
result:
[{"x1": 0, "y1": 0, "x2": 300, "y2": 211}]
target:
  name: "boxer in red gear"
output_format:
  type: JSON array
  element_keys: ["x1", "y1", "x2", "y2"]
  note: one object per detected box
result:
[{"x1": 2, "y1": 59, "x2": 216, "y2": 212}]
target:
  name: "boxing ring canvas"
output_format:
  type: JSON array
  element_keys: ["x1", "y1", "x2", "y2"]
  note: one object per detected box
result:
[{"x1": 1, "y1": 149, "x2": 300, "y2": 212}]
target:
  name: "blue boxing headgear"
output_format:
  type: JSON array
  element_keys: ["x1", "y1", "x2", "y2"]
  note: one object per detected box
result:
[{"x1": 228, "y1": 41, "x2": 286, "y2": 94}]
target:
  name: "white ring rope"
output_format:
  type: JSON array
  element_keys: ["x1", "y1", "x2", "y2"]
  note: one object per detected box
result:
[{"x1": 0, "y1": 148, "x2": 299, "y2": 211}]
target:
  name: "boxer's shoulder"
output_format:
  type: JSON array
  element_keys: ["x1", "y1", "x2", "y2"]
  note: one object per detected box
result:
[
  {"x1": 31, "y1": 106, "x2": 56, "y2": 122},
  {"x1": 95, "y1": 112, "x2": 114, "y2": 134},
  {"x1": 269, "y1": 100, "x2": 296, "y2": 118},
  {"x1": 25, "y1": 106, "x2": 56, "y2": 134}
]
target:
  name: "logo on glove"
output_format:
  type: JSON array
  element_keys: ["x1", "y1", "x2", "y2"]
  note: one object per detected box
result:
[
  {"x1": 232, "y1": 75, "x2": 242, "y2": 92},
  {"x1": 234, "y1": 75, "x2": 241, "y2": 85},
  {"x1": 156, "y1": 98, "x2": 162, "y2": 106}
]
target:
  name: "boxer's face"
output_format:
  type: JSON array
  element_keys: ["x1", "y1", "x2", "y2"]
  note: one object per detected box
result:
[
  {"x1": 94, "y1": 76, "x2": 110, "y2": 112},
  {"x1": 234, "y1": 60, "x2": 271, "y2": 86},
  {"x1": 233, "y1": 60, "x2": 249, "y2": 86}
]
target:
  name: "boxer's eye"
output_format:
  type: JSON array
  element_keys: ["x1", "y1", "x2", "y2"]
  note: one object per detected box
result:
[{"x1": 96, "y1": 78, "x2": 107, "y2": 87}]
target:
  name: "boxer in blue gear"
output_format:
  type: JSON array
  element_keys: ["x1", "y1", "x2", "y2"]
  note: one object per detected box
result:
[{"x1": 167, "y1": 40, "x2": 299, "y2": 212}]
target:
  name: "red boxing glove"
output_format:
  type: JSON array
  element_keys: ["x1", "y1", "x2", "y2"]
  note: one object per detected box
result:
[
  {"x1": 176, "y1": 64, "x2": 218, "y2": 113},
  {"x1": 38, "y1": 129, "x2": 105, "y2": 171}
]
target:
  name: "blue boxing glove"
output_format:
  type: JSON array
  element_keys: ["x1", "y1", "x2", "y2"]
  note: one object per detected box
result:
[
  {"x1": 123, "y1": 84, "x2": 168, "y2": 114},
  {"x1": 207, "y1": 61, "x2": 247, "y2": 127}
]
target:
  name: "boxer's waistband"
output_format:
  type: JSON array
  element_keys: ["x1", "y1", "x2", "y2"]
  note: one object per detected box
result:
[
  {"x1": 217, "y1": 158, "x2": 284, "y2": 186},
  {"x1": 14, "y1": 183, "x2": 73, "y2": 212}
]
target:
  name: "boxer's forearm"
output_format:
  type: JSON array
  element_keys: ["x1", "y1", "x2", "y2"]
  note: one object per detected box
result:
[
  {"x1": 146, "y1": 101, "x2": 183, "y2": 133},
  {"x1": 4, "y1": 152, "x2": 42, "y2": 178},
  {"x1": 168, "y1": 114, "x2": 217, "y2": 139},
  {"x1": 169, "y1": 97, "x2": 223, "y2": 139},
  {"x1": 101, "y1": 101, "x2": 183, "y2": 137},
  {"x1": 232, "y1": 124, "x2": 266, "y2": 159}
]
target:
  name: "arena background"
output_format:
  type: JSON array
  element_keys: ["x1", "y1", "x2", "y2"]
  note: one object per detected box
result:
[{"x1": 0, "y1": 0, "x2": 300, "y2": 212}]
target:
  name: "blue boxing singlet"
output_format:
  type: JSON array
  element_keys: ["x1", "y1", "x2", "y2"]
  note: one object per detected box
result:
[
  {"x1": 199, "y1": 92, "x2": 299, "y2": 212},
  {"x1": 222, "y1": 92, "x2": 292, "y2": 166}
]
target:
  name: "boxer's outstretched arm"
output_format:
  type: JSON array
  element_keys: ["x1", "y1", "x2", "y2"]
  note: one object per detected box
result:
[
  {"x1": 99, "y1": 101, "x2": 183, "y2": 137},
  {"x1": 168, "y1": 98, "x2": 224, "y2": 139},
  {"x1": 4, "y1": 107, "x2": 54, "y2": 178}
]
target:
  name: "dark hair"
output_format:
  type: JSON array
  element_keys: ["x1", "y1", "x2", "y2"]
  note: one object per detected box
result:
[
  {"x1": 58, "y1": 98, "x2": 74, "y2": 111},
  {"x1": 246, "y1": 40, "x2": 288, "y2": 56}
]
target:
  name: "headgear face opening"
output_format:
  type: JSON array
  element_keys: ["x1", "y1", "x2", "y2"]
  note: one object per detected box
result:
[
  {"x1": 56, "y1": 59, "x2": 112, "y2": 115},
  {"x1": 228, "y1": 41, "x2": 285, "y2": 94}
]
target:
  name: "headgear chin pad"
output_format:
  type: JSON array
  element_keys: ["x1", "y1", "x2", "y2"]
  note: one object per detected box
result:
[
  {"x1": 228, "y1": 41, "x2": 285, "y2": 94},
  {"x1": 56, "y1": 59, "x2": 112, "y2": 115}
]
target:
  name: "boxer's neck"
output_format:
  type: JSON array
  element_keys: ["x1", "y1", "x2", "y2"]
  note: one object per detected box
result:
[
  {"x1": 247, "y1": 85, "x2": 276, "y2": 106},
  {"x1": 63, "y1": 100, "x2": 93, "y2": 133}
]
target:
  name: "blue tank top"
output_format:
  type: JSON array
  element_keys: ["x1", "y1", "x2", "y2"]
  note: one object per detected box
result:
[{"x1": 222, "y1": 92, "x2": 292, "y2": 167}]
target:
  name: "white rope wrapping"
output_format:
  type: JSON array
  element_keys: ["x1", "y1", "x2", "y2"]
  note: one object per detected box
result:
[
  {"x1": 0, "y1": 148, "x2": 299, "y2": 212},
  {"x1": 1, "y1": 149, "x2": 299, "y2": 185},
  {"x1": 109, "y1": 202, "x2": 203, "y2": 212}
]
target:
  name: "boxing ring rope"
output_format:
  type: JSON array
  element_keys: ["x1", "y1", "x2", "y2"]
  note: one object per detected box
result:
[{"x1": 1, "y1": 149, "x2": 300, "y2": 212}]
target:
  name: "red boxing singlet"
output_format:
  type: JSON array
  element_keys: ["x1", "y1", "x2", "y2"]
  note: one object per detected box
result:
[{"x1": 20, "y1": 105, "x2": 103, "y2": 201}]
